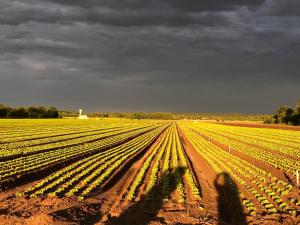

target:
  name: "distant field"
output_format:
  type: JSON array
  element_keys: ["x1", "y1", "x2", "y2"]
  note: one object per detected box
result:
[
  {"x1": 0, "y1": 119, "x2": 299, "y2": 225},
  {"x1": 216, "y1": 121, "x2": 300, "y2": 131}
]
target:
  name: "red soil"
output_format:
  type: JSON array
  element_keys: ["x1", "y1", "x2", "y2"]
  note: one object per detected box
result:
[
  {"x1": 177, "y1": 125, "x2": 218, "y2": 214},
  {"x1": 0, "y1": 127, "x2": 216, "y2": 225},
  {"x1": 177, "y1": 127, "x2": 300, "y2": 225},
  {"x1": 0, "y1": 124, "x2": 299, "y2": 225},
  {"x1": 0, "y1": 129, "x2": 168, "y2": 225}
]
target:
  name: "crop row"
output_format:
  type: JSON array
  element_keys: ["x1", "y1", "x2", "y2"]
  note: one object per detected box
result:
[
  {"x1": 0, "y1": 119, "x2": 162, "y2": 143},
  {"x1": 126, "y1": 123, "x2": 202, "y2": 205},
  {"x1": 0, "y1": 125, "x2": 130, "y2": 150},
  {"x1": 184, "y1": 123, "x2": 300, "y2": 177},
  {"x1": 219, "y1": 125, "x2": 300, "y2": 148},
  {"x1": 0, "y1": 124, "x2": 167, "y2": 183},
  {"x1": 0, "y1": 124, "x2": 152, "y2": 159},
  {"x1": 20, "y1": 124, "x2": 168, "y2": 199},
  {"x1": 181, "y1": 126, "x2": 299, "y2": 216},
  {"x1": 207, "y1": 123, "x2": 300, "y2": 145},
  {"x1": 127, "y1": 127, "x2": 170, "y2": 201},
  {"x1": 190, "y1": 123, "x2": 299, "y2": 157},
  {"x1": 0, "y1": 121, "x2": 112, "y2": 142}
]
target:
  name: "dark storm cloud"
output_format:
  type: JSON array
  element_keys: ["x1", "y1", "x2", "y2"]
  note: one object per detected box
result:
[
  {"x1": 0, "y1": 0, "x2": 299, "y2": 113},
  {"x1": 0, "y1": 0, "x2": 266, "y2": 26},
  {"x1": 261, "y1": 0, "x2": 300, "y2": 17},
  {"x1": 43, "y1": 0, "x2": 266, "y2": 11}
]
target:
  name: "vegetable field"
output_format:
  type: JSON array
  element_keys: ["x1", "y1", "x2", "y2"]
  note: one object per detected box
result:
[{"x1": 0, "y1": 119, "x2": 299, "y2": 225}]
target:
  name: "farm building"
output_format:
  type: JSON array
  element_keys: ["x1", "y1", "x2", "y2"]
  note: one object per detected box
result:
[{"x1": 78, "y1": 109, "x2": 89, "y2": 119}]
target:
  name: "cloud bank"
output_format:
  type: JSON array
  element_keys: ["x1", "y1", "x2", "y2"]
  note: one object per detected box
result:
[{"x1": 0, "y1": 0, "x2": 299, "y2": 113}]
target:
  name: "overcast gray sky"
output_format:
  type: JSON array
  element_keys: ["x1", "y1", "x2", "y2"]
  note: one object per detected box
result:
[{"x1": 0, "y1": 0, "x2": 299, "y2": 113}]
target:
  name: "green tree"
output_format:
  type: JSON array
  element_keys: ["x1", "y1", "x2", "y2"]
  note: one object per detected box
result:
[
  {"x1": 27, "y1": 106, "x2": 39, "y2": 118},
  {"x1": 276, "y1": 106, "x2": 294, "y2": 124},
  {"x1": 295, "y1": 98, "x2": 300, "y2": 114},
  {"x1": 7, "y1": 107, "x2": 28, "y2": 118},
  {"x1": 45, "y1": 107, "x2": 59, "y2": 118},
  {"x1": 292, "y1": 98, "x2": 300, "y2": 125},
  {"x1": 0, "y1": 104, "x2": 10, "y2": 117}
]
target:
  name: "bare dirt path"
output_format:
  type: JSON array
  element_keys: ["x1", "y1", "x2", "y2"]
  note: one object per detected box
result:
[{"x1": 176, "y1": 125, "x2": 218, "y2": 215}]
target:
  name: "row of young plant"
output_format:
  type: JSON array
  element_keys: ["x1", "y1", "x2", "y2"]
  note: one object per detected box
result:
[
  {"x1": 0, "y1": 124, "x2": 167, "y2": 182},
  {"x1": 217, "y1": 124, "x2": 300, "y2": 150},
  {"x1": 174, "y1": 126, "x2": 202, "y2": 202},
  {"x1": 0, "y1": 125, "x2": 146, "y2": 159},
  {"x1": 201, "y1": 122, "x2": 300, "y2": 146},
  {"x1": 161, "y1": 126, "x2": 172, "y2": 202},
  {"x1": 0, "y1": 121, "x2": 111, "y2": 143},
  {"x1": 0, "y1": 126, "x2": 84, "y2": 142},
  {"x1": 182, "y1": 127, "x2": 264, "y2": 216},
  {"x1": 186, "y1": 123, "x2": 300, "y2": 177},
  {"x1": 0, "y1": 124, "x2": 130, "y2": 150},
  {"x1": 220, "y1": 124, "x2": 300, "y2": 143},
  {"x1": 0, "y1": 123, "x2": 155, "y2": 159},
  {"x1": 126, "y1": 124, "x2": 202, "y2": 205},
  {"x1": 182, "y1": 127, "x2": 299, "y2": 216},
  {"x1": 0, "y1": 125, "x2": 154, "y2": 173},
  {"x1": 0, "y1": 119, "x2": 160, "y2": 143},
  {"x1": 126, "y1": 128, "x2": 171, "y2": 201},
  {"x1": 170, "y1": 129, "x2": 184, "y2": 203},
  {"x1": 25, "y1": 138, "x2": 144, "y2": 197},
  {"x1": 144, "y1": 127, "x2": 172, "y2": 200},
  {"x1": 216, "y1": 147, "x2": 297, "y2": 215},
  {"x1": 191, "y1": 123, "x2": 299, "y2": 158},
  {"x1": 19, "y1": 124, "x2": 168, "y2": 199},
  {"x1": 69, "y1": 125, "x2": 168, "y2": 200},
  {"x1": 0, "y1": 124, "x2": 161, "y2": 171}
]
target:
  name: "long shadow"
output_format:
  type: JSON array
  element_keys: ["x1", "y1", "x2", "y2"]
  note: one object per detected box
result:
[
  {"x1": 283, "y1": 172, "x2": 294, "y2": 185},
  {"x1": 214, "y1": 172, "x2": 247, "y2": 225},
  {"x1": 105, "y1": 166, "x2": 186, "y2": 225}
]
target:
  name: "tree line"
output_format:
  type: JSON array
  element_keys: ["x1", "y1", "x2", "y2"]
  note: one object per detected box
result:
[
  {"x1": 265, "y1": 98, "x2": 300, "y2": 125},
  {"x1": 0, "y1": 104, "x2": 59, "y2": 118},
  {"x1": 89, "y1": 112, "x2": 175, "y2": 120},
  {"x1": 59, "y1": 110, "x2": 270, "y2": 121}
]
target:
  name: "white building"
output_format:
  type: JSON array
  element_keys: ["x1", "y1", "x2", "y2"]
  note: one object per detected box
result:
[{"x1": 78, "y1": 109, "x2": 89, "y2": 119}]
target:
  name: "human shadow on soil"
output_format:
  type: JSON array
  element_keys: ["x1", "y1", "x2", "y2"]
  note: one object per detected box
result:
[
  {"x1": 214, "y1": 172, "x2": 247, "y2": 225},
  {"x1": 105, "y1": 166, "x2": 186, "y2": 225}
]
